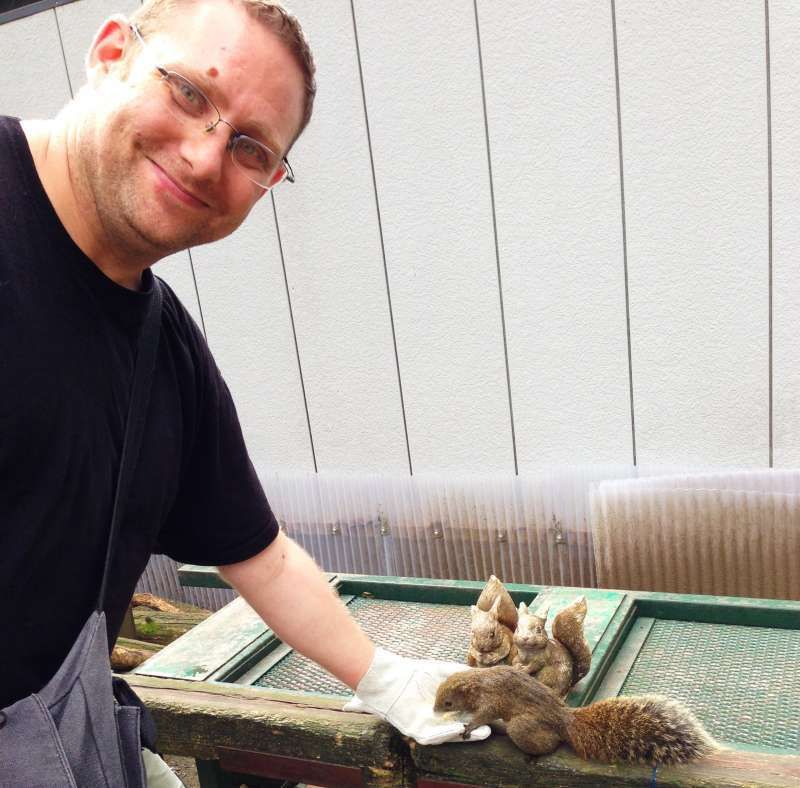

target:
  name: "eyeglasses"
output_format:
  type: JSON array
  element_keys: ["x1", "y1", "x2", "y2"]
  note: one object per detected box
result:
[{"x1": 129, "y1": 24, "x2": 294, "y2": 190}]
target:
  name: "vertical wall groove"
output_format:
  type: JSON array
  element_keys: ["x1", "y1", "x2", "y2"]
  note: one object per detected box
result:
[
  {"x1": 473, "y1": 0, "x2": 518, "y2": 475},
  {"x1": 271, "y1": 192, "x2": 317, "y2": 471},
  {"x1": 610, "y1": 0, "x2": 637, "y2": 466},
  {"x1": 186, "y1": 248, "x2": 207, "y2": 340},
  {"x1": 52, "y1": 7, "x2": 73, "y2": 99},
  {"x1": 349, "y1": 0, "x2": 413, "y2": 476},
  {"x1": 764, "y1": 0, "x2": 774, "y2": 468}
]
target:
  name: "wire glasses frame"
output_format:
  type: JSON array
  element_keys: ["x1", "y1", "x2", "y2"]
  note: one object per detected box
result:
[{"x1": 129, "y1": 24, "x2": 295, "y2": 190}]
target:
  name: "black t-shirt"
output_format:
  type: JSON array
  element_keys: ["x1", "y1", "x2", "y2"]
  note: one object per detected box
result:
[{"x1": 0, "y1": 116, "x2": 279, "y2": 709}]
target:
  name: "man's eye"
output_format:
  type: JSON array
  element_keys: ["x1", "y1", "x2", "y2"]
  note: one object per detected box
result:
[
  {"x1": 238, "y1": 139, "x2": 258, "y2": 157},
  {"x1": 179, "y1": 82, "x2": 199, "y2": 103},
  {"x1": 236, "y1": 139, "x2": 270, "y2": 169},
  {"x1": 169, "y1": 76, "x2": 205, "y2": 114}
]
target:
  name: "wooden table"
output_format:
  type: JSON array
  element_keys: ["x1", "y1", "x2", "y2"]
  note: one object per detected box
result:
[{"x1": 129, "y1": 573, "x2": 800, "y2": 787}]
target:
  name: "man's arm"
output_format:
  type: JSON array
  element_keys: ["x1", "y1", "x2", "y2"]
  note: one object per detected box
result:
[
  {"x1": 217, "y1": 530, "x2": 375, "y2": 689},
  {"x1": 219, "y1": 530, "x2": 492, "y2": 746}
]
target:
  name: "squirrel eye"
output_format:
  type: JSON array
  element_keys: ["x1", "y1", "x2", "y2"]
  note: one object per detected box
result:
[{"x1": 444, "y1": 700, "x2": 453, "y2": 708}]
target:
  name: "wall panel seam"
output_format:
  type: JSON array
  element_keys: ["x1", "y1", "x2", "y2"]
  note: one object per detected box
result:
[
  {"x1": 764, "y1": 0, "x2": 773, "y2": 468},
  {"x1": 349, "y1": 0, "x2": 413, "y2": 475},
  {"x1": 610, "y1": 0, "x2": 637, "y2": 466},
  {"x1": 52, "y1": 6, "x2": 73, "y2": 99},
  {"x1": 186, "y1": 248, "x2": 208, "y2": 339},
  {"x1": 473, "y1": 0, "x2": 518, "y2": 475},
  {"x1": 271, "y1": 192, "x2": 317, "y2": 471}
]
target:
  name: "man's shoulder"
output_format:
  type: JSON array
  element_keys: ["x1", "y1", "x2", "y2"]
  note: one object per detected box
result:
[
  {"x1": 156, "y1": 276, "x2": 206, "y2": 348},
  {"x1": 154, "y1": 275, "x2": 224, "y2": 387},
  {"x1": 0, "y1": 115, "x2": 21, "y2": 136},
  {"x1": 0, "y1": 116, "x2": 30, "y2": 182},
  {"x1": 0, "y1": 116, "x2": 32, "y2": 167}
]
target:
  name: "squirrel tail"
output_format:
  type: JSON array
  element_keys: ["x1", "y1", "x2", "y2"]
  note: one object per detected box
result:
[
  {"x1": 565, "y1": 695, "x2": 716, "y2": 765},
  {"x1": 551, "y1": 596, "x2": 592, "y2": 684}
]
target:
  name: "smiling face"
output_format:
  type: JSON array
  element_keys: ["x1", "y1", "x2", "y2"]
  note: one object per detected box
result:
[{"x1": 75, "y1": 0, "x2": 305, "y2": 260}]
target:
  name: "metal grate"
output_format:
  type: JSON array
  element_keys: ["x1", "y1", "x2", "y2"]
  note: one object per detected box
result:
[
  {"x1": 620, "y1": 619, "x2": 800, "y2": 751},
  {"x1": 253, "y1": 597, "x2": 472, "y2": 696}
]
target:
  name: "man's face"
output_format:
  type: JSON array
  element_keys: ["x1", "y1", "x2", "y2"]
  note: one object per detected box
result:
[{"x1": 79, "y1": 0, "x2": 305, "y2": 258}]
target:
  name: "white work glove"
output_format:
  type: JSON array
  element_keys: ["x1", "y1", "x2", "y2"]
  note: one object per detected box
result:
[{"x1": 342, "y1": 647, "x2": 491, "y2": 746}]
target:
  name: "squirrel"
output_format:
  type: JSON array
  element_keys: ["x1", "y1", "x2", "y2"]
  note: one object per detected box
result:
[
  {"x1": 434, "y1": 666, "x2": 716, "y2": 766},
  {"x1": 511, "y1": 596, "x2": 592, "y2": 697},
  {"x1": 467, "y1": 575, "x2": 518, "y2": 668}
]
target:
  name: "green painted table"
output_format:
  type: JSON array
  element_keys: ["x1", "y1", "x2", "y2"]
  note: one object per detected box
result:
[{"x1": 128, "y1": 573, "x2": 800, "y2": 787}]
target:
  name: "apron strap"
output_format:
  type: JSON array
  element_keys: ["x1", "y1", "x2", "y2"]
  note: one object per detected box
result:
[{"x1": 96, "y1": 277, "x2": 163, "y2": 613}]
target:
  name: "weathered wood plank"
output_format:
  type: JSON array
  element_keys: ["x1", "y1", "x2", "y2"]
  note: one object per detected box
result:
[
  {"x1": 412, "y1": 735, "x2": 800, "y2": 787},
  {"x1": 116, "y1": 637, "x2": 163, "y2": 654},
  {"x1": 125, "y1": 674, "x2": 406, "y2": 787},
  {"x1": 133, "y1": 606, "x2": 211, "y2": 645},
  {"x1": 112, "y1": 636, "x2": 164, "y2": 671}
]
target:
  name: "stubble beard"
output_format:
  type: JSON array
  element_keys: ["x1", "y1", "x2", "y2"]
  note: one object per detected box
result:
[{"x1": 78, "y1": 130, "x2": 213, "y2": 264}]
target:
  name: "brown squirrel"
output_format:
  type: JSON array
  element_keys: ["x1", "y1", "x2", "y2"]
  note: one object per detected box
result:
[
  {"x1": 434, "y1": 666, "x2": 716, "y2": 766},
  {"x1": 511, "y1": 596, "x2": 592, "y2": 697},
  {"x1": 467, "y1": 576, "x2": 518, "y2": 668}
]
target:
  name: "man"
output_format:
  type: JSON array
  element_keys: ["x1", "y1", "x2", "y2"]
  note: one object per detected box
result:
[{"x1": 0, "y1": 0, "x2": 488, "y2": 783}]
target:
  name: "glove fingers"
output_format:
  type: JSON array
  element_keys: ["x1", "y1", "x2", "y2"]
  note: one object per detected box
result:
[
  {"x1": 414, "y1": 722, "x2": 492, "y2": 746},
  {"x1": 342, "y1": 696, "x2": 368, "y2": 713},
  {"x1": 464, "y1": 724, "x2": 491, "y2": 741},
  {"x1": 413, "y1": 723, "x2": 472, "y2": 746}
]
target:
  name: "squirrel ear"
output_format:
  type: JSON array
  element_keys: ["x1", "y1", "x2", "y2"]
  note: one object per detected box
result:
[
  {"x1": 490, "y1": 595, "x2": 502, "y2": 613},
  {"x1": 534, "y1": 603, "x2": 550, "y2": 621},
  {"x1": 518, "y1": 602, "x2": 528, "y2": 615}
]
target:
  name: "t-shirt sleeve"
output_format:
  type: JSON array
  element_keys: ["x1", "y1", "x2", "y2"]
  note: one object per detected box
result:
[{"x1": 155, "y1": 319, "x2": 279, "y2": 566}]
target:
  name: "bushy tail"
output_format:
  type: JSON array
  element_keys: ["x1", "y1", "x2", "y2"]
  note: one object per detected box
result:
[
  {"x1": 566, "y1": 695, "x2": 716, "y2": 765},
  {"x1": 551, "y1": 596, "x2": 591, "y2": 684}
]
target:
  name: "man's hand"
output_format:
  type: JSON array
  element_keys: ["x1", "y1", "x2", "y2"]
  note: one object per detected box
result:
[{"x1": 342, "y1": 648, "x2": 491, "y2": 746}]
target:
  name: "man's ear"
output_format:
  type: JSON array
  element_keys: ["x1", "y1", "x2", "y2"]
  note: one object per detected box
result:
[
  {"x1": 85, "y1": 15, "x2": 134, "y2": 85},
  {"x1": 252, "y1": 168, "x2": 284, "y2": 202},
  {"x1": 258, "y1": 164, "x2": 288, "y2": 196}
]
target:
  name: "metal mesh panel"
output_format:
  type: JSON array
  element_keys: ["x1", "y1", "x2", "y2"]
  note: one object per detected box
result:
[
  {"x1": 253, "y1": 597, "x2": 471, "y2": 696},
  {"x1": 620, "y1": 620, "x2": 800, "y2": 751}
]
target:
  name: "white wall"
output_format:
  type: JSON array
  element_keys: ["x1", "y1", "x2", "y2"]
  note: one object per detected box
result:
[{"x1": 2, "y1": 0, "x2": 793, "y2": 474}]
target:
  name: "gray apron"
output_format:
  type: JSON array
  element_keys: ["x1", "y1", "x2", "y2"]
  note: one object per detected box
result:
[
  {"x1": 0, "y1": 611, "x2": 146, "y2": 787},
  {"x1": 0, "y1": 279, "x2": 163, "y2": 787}
]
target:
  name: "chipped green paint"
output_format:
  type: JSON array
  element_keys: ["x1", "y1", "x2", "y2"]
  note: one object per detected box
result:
[
  {"x1": 133, "y1": 597, "x2": 271, "y2": 681},
  {"x1": 178, "y1": 564, "x2": 232, "y2": 589}
]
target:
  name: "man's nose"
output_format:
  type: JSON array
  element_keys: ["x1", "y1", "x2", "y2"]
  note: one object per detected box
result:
[{"x1": 178, "y1": 126, "x2": 229, "y2": 182}]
